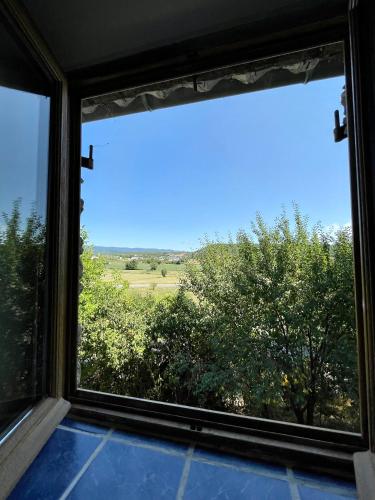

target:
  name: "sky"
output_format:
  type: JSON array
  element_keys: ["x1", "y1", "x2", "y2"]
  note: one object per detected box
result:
[
  {"x1": 0, "y1": 86, "x2": 50, "y2": 227},
  {"x1": 81, "y1": 76, "x2": 350, "y2": 251}
]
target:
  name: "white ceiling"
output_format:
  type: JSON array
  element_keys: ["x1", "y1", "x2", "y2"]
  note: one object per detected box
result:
[{"x1": 20, "y1": 0, "x2": 346, "y2": 71}]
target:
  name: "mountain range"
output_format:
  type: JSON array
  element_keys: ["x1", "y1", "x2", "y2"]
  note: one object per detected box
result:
[{"x1": 93, "y1": 246, "x2": 185, "y2": 254}]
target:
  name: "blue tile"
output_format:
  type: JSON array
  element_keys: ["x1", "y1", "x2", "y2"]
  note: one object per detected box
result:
[
  {"x1": 298, "y1": 485, "x2": 357, "y2": 500},
  {"x1": 60, "y1": 417, "x2": 108, "y2": 435},
  {"x1": 111, "y1": 428, "x2": 188, "y2": 453},
  {"x1": 9, "y1": 428, "x2": 101, "y2": 500},
  {"x1": 294, "y1": 469, "x2": 356, "y2": 493},
  {"x1": 184, "y1": 461, "x2": 291, "y2": 500},
  {"x1": 193, "y1": 447, "x2": 286, "y2": 476},
  {"x1": 68, "y1": 440, "x2": 185, "y2": 499}
]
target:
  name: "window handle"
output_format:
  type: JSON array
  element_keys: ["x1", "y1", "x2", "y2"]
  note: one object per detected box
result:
[{"x1": 333, "y1": 88, "x2": 347, "y2": 143}]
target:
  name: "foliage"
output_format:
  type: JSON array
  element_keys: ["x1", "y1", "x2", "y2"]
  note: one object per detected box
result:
[
  {"x1": 79, "y1": 244, "x2": 154, "y2": 395},
  {"x1": 79, "y1": 208, "x2": 359, "y2": 431},
  {"x1": 149, "y1": 259, "x2": 158, "y2": 271},
  {"x1": 182, "y1": 208, "x2": 358, "y2": 427},
  {"x1": 161, "y1": 268, "x2": 167, "y2": 277},
  {"x1": 125, "y1": 259, "x2": 138, "y2": 270},
  {"x1": 0, "y1": 201, "x2": 46, "y2": 402}
]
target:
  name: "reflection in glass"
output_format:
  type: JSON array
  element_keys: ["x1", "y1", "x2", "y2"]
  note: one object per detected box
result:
[{"x1": 0, "y1": 86, "x2": 50, "y2": 436}]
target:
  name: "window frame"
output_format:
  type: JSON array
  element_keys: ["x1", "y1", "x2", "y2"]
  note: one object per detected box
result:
[
  {"x1": 0, "y1": 1, "x2": 70, "y2": 495},
  {"x1": 65, "y1": 6, "x2": 373, "y2": 477}
]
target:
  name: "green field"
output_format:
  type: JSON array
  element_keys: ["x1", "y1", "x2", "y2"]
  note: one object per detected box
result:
[{"x1": 100, "y1": 253, "x2": 187, "y2": 295}]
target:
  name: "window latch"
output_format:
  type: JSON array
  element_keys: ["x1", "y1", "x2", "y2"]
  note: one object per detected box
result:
[
  {"x1": 81, "y1": 145, "x2": 94, "y2": 169},
  {"x1": 333, "y1": 88, "x2": 347, "y2": 143}
]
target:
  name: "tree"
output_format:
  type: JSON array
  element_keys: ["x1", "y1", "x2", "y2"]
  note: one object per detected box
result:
[
  {"x1": 0, "y1": 200, "x2": 46, "y2": 402},
  {"x1": 79, "y1": 240, "x2": 155, "y2": 395},
  {"x1": 149, "y1": 259, "x2": 158, "y2": 271},
  {"x1": 182, "y1": 208, "x2": 358, "y2": 428},
  {"x1": 161, "y1": 268, "x2": 167, "y2": 277},
  {"x1": 142, "y1": 291, "x2": 214, "y2": 406},
  {"x1": 125, "y1": 259, "x2": 138, "y2": 270},
  {"x1": 78, "y1": 208, "x2": 359, "y2": 431}
]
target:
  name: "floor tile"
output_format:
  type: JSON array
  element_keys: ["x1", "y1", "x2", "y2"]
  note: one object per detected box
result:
[
  {"x1": 60, "y1": 417, "x2": 109, "y2": 435},
  {"x1": 298, "y1": 485, "x2": 357, "y2": 500},
  {"x1": 111, "y1": 428, "x2": 188, "y2": 453},
  {"x1": 193, "y1": 447, "x2": 286, "y2": 476},
  {"x1": 294, "y1": 469, "x2": 357, "y2": 493},
  {"x1": 67, "y1": 440, "x2": 185, "y2": 499},
  {"x1": 184, "y1": 460, "x2": 291, "y2": 500},
  {"x1": 9, "y1": 428, "x2": 101, "y2": 500}
]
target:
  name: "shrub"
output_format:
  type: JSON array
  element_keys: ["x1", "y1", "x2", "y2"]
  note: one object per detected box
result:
[
  {"x1": 149, "y1": 260, "x2": 158, "y2": 271},
  {"x1": 125, "y1": 260, "x2": 138, "y2": 270}
]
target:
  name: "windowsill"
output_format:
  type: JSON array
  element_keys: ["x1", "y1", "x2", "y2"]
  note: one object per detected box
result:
[
  {"x1": 10, "y1": 416, "x2": 358, "y2": 499},
  {"x1": 69, "y1": 402, "x2": 358, "y2": 481},
  {"x1": 0, "y1": 397, "x2": 70, "y2": 498},
  {"x1": 354, "y1": 450, "x2": 375, "y2": 500}
]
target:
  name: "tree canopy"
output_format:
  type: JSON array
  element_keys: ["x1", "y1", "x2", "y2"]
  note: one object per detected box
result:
[{"x1": 78, "y1": 208, "x2": 359, "y2": 431}]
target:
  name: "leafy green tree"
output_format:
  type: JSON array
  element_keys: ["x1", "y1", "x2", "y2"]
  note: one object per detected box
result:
[
  {"x1": 78, "y1": 208, "x2": 358, "y2": 431},
  {"x1": 182, "y1": 208, "x2": 358, "y2": 428},
  {"x1": 125, "y1": 259, "x2": 138, "y2": 270},
  {"x1": 142, "y1": 291, "x2": 215, "y2": 406},
  {"x1": 149, "y1": 259, "x2": 158, "y2": 271},
  {"x1": 0, "y1": 200, "x2": 46, "y2": 404},
  {"x1": 161, "y1": 268, "x2": 167, "y2": 277},
  {"x1": 79, "y1": 241, "x2": 155, "y2": 395}
]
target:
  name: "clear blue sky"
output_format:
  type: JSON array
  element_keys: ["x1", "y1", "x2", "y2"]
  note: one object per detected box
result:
[
  {"x1": 81, "y1": 76, "x2": 350, "y2": 251},
  {"x1": 0, "y1": 86, "x2": 50, "y2": 226}
]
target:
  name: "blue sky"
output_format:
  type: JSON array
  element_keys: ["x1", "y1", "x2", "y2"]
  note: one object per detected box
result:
[
  {"x1": 81, "y1": 76, "x2": 350, "y2": 251},
  {"x1": 0, "y1": 86, "x2": 50, "y2": 226}
]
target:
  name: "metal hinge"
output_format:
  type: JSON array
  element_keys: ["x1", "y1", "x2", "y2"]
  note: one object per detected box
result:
[{"x1": 81, "y1": 145, "x2": 94, "y2": 169}]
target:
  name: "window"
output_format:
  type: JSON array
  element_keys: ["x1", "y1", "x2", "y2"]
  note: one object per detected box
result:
[
  {"x1": 77, "y1": 42, "x2": 360, "y2": 432},
  {"x1": 0, "y1": 15, "x2": 51, "y2": 438}
]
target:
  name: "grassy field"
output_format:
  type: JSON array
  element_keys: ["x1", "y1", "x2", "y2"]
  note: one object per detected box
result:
[{"x1": 101, "y1": 255, "x2": 186, "y2": 295}]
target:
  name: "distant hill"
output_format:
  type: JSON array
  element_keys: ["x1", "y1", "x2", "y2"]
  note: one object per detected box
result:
[{"x1": 93, "y1": 246, "x2": 186, "y2": 254}]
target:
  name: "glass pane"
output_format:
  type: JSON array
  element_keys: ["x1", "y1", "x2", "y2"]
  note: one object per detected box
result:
[
  {"x1": 0, "y1": 85, "x2": 50, "y2": 436},
  {"x1": 79, "y1": 44, "x2": 360, "y2": 431}
]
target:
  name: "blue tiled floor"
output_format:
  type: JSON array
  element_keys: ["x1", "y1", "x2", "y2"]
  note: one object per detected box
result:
[
  {"x1": 9, "y1": 417, "x2": 358, "y2": 500},
  {"x1": 184, "y1": 461, "x2": 291, "y2": 500}
]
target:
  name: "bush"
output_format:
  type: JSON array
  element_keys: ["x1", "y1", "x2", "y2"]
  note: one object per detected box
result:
[
  {"x1": 149, "y1": 260, "x2": 158, "y2": 271},
  {"x1": 125, "y1": 260, "x2": 138, "y2": 270},
  {"x1": 161, "y1": 268, "x2": 167, "y2": 277}
]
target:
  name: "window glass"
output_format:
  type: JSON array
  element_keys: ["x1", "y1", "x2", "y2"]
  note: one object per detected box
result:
[{"x1": 0, "y1": 18, "x2": 50, "y2": 436}]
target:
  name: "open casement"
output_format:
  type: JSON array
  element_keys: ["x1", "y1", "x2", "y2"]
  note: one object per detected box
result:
[{"x1": 0, "y1": 1, "x2": 70, "y2": 496}]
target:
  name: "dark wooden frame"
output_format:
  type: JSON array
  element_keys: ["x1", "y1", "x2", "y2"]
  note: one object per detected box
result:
[
  {"x1": 0, "y1": 1, "x2": 70, "y2": 495},
  {"x1": 62, "y1": 3, "x2": 375, "y2": 479},
  {"x1": 347, "y1": 0, "x2": 375, "y2": 455},
  {"x1": 348, "y1": 0, "x2": 375, "y2": 495}
]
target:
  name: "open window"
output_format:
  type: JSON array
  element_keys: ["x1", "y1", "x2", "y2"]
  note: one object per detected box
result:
[
  {"x1": 2, "y1": 0, "x2": 375, "y2": 496},
  {"x1": 0, "y1": 3, "x2": 72, "y2": 494},
  {"x1": 69, "y1": 39, "x2": 366, "y2": 461}
]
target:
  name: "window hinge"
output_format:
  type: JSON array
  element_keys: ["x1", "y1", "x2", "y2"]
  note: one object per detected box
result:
[{"x1": 81, "y1": 145, "x2": 94, "y2": 169}]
